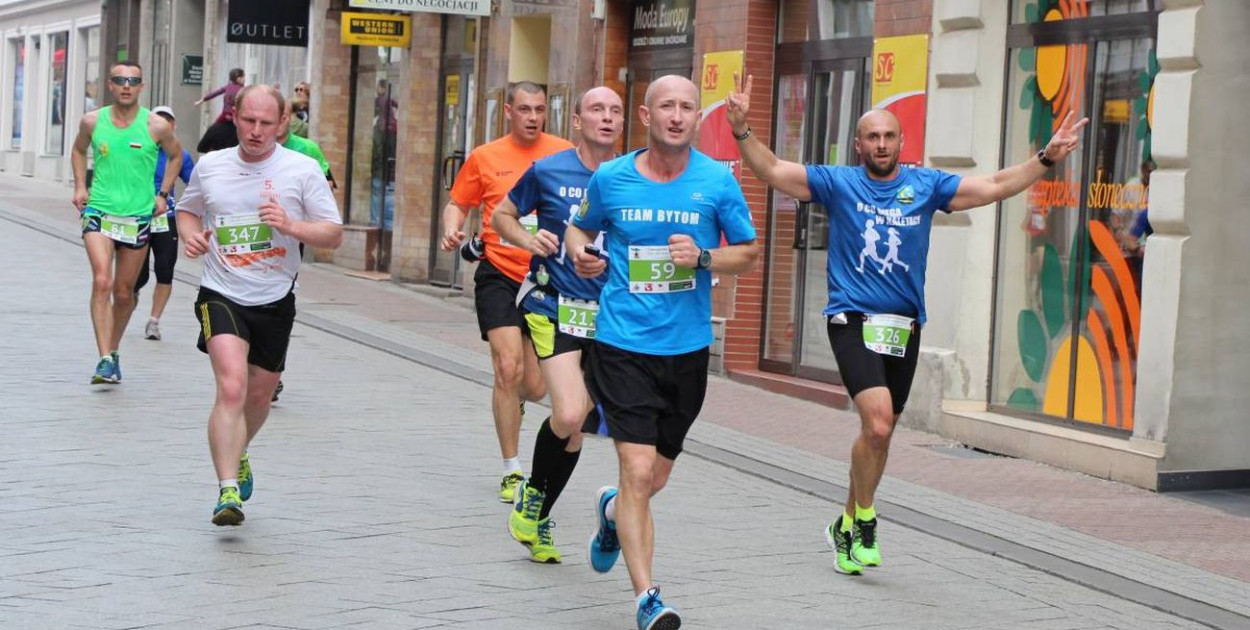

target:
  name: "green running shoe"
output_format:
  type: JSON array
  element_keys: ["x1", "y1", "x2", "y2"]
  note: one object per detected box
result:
[
  {"x1": 508, "y1": 479, "x2": 543, "y2": 546},
  {"x1": 824, "y1": 518, "x2": 863, "y2": 575},
  {"x1": 212, "y1": 487, "x2": 245, "y2": 526},
  {"x1": 499, "y1": 471, "x2": 525, "y2": 503},
  {"x1": 237, "y1": 453, "x2": 253, "y2": 502},
  {"x1": 528, "y1": 518, "x2": 562, "y2": 564},
  {"x1": 852, "y1": 517, "x2": 881, "y2": 566}
]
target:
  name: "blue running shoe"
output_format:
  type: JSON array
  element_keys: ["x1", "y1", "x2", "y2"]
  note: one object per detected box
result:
[
  {"x1": 588, "y1": 485, "x2": 620, "y2": 573},
  {"x1": 636, "y1": 587, "x2": 681, "y2": 630},
  {"x1": 110, "y1": 351, "x2": 122, "y2": 382},
  {"x1": 237, "y1": 453, "x2": 253, "y2": 502},
  {"x1": 91, "y1": 357, "x2": 117, "y2": 385}
]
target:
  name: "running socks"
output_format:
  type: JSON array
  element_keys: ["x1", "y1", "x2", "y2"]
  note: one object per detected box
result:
[
  {"x1": 503, "y1": 457, "x2": 523, "y2": 476},
  {"x1": 855, "y1": 504, "x2": 876, "y2": 522},
  {"x1": 530, "y1": 418, "x2": 582, "y2": 520}
]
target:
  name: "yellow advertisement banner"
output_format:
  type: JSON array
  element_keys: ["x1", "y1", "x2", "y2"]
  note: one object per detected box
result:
[
  {"x1": 871, "y1": 34, "x2": 930, "y2": 166},
  {"x1": 341, "y1": 12, "x2": 412, "y2": 47},
  {"x1": 698, "y1": 50, "x2": 744, "y2": 179}
]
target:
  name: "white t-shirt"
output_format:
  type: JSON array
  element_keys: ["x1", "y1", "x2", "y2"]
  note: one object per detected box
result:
[{"x1": 177, "y1": 145, "x2": 341, "y2": 306}]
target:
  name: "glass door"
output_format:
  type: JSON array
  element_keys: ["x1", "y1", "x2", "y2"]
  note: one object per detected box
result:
[
  {"x1": 429, "y1": 16, "x2": 477, "y2": 288},
  {"x1": 761, "y1": 57, "x2": 868, "y2": 381}
]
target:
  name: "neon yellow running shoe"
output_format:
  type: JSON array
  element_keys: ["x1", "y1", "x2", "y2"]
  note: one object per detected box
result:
[
  {"x1": 852, "y1": 517, "x2": 881, "y2": 566},
  {"x1": 824, "y1": 518, "x2": 863, "y2": 575},
  {"x1": 528, "y1": 518, "x2": 562, "y2": 564},
  {"x1": 499, "y1": 471, "x2": 525, "y2": 503},
  {"x1": 508, "y1": 479, "x2": 543, "y2": 546},
  {"x1": 212, "y1": 487, "x2": 245, "y2": 526},
  {"x1": 237, "y1": 453, "x2": 253, "y2": 502}
]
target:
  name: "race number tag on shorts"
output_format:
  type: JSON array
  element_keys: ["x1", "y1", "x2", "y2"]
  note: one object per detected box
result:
[
  {"x1": 499, "y1": 214, "x2": 539, "y2": 248},
  {"x1": 150, "y1": 213, "x2": 170, "y2": 234},
  {"x1": 862, "y1": 314, "x2": 914, "y2": 357},
  {"x1": 557, "y1": 295, "x2": 598, "y2": 339},
  {"x1": 628, "y1": 245, "x2": 695, "y2": 294},
  {"x1": 215, "y1": 214, "x2": 273, "y2": 255},
  {"x1": 99, "y1": 214, "x2": 140, "y2": 245}
]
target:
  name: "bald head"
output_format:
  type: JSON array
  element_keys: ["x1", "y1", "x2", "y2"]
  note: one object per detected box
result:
[
  {"x1": 855, "y1": 109, "x2": 901, "y2": 139},
  {"x1": 576, "y1": 86, "x2": 623, "y2": 115},
  {"x1": 644, "y1": 75, "x2": 699, "y2": 108}
]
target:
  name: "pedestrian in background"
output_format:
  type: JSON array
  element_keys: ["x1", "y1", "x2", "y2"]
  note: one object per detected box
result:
[{"x1": 195, "y1": 68, "x2": 245, "y2": 124}]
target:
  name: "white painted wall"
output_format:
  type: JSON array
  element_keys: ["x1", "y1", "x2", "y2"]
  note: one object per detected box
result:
[
  {"x1": 1147, "y1": 1, "x2": 1250, "y2": 473},
  {"x1": 917, "y1": 0, "x2": 1009, "y2": 410},
  {"x1": 0, "y1": 0, "x2": 101, "y2": 185}
]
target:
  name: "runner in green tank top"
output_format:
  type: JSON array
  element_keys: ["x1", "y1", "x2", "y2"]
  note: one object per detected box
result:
[{"x1": 71, "y1": 60, "x2": 183, "y2": 385}]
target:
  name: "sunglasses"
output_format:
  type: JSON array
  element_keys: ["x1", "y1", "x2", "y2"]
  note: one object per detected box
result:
[
  {"x1": 294, "y1": 87, "x2": 307, "y2": 93},
  {"x1": 110, "y1": 76, "x2": 143, "y2": 86}
]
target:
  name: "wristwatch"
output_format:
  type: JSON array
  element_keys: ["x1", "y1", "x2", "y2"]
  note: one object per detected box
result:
[
  {"x1": 158, "y1": 189, "x2": 171, "y2": 197},
  {"x1": 1036, "y1": 149, "x2": 1055, "y2": 168},
  {"x1": 696, "y1": 248, "x2": 712, "y2": 270}
]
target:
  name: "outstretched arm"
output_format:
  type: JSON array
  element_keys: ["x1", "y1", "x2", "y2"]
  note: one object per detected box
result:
[
  {"x1": 948, "y1": 111, "x2": 1089, "y2": 212},
  {"x1": 727, "y1": 73, "x2": 812, "y2": 202}
]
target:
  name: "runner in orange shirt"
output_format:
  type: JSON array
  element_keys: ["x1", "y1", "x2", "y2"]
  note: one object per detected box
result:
[{"x1": 440, "y1": 81, "x2": 574, "y2": 502}]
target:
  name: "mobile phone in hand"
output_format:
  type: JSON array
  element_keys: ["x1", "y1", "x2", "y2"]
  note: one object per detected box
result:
[{"x1": 584, "y1": 244, "x2": 605, "y2": 259}]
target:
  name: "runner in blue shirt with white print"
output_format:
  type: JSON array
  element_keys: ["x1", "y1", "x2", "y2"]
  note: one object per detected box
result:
[
  {"x1": 491, "y1": 86, "x2": 624, "y2": 566},
  {"x1": 727, "y1": 72, "x2": 1088, "y2": 576},
  {"x1": 565, "y1": 75, "x2": 758, "y2": 630}
]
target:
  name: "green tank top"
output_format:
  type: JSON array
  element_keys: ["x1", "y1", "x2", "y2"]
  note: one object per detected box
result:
[{"x1": 87, "y1": 106, "x2": 158, "y2": 216}]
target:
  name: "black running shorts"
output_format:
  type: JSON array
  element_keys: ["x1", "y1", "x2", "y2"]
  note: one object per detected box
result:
[
  {"x1": 194, "y1": 286, "x2": 296, "y2": 373},
  {"x1": 827, "y1": 313, "x2": 922, "y2": 415},
  {"x1": 584, "y1": 341, "x2": 710, "y2": 460},
  {"x1": 473, "y1": 258, "x2": 526, "y2": 340}
]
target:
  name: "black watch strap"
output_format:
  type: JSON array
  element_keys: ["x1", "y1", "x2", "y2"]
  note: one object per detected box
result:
[{"x1": 1036, "y1": 149, "x2": 1055, "y2": 168}]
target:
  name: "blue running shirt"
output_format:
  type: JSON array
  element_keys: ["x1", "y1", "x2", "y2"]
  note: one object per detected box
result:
[
  {"x1": 806, "y1": 165, "x2": 961, "y2": 324},
  {"x1": 574, "y1": 149, "x2": 756, "y2": 355},
  {"x1": 509, "y1": 148, "x2": 605, "y2": 318}
]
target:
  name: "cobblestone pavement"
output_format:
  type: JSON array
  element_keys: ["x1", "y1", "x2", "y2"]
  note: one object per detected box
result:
[{"x1": 0, "y1": 175, "x2": 1244, "y2": 629}]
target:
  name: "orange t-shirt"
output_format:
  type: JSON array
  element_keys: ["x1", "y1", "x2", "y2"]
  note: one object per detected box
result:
[{"x1": 450, "y1": 133, "x2": 574, "y2": 282}]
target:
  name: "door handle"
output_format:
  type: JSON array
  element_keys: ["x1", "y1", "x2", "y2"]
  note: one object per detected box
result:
[
  {"x1": 442, "y1": 151, "x2": 464, "y2": 190},
  {"x1": 793, "y1": 200, "x2": 808, "y2": 249}
]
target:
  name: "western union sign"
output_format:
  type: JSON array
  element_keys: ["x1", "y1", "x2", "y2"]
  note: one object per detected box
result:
[{"x1": 341, "y1": 12, "x2": 412, "y2": 47}]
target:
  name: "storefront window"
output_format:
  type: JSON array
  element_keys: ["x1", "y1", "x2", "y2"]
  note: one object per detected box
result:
[
  {"x1": 83, "y1": 26, "x2": 100, "y2": 112},
  {"x1": 991, "y1": 4, "x2": 1157, "y2": 431},
  {"x1": 10, "y1": 39, "x2": 24, "y2": 149},
  {"x1": 1012, "y1": 0, "x2": 1158, "y2": 24},
  {"x1": 349, "y1": 47, "x2": 402, "y2": 229},
  {"x1": 45, "y1": 32, "x2": 68, "y2": 155},
  {"x1": 778, "y1": 0, "x2": 873, "y2": 44}
]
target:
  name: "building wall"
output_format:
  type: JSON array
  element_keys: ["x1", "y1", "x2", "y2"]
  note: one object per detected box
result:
[
  {"x1": 691, "y1": 0, "x2": 775, "y2": 372},
  {"x1": 0, "y1": 0, "x2": 102, "y2": 183},
  {"x1": 1147, "y1": 1, "x2": 1250, "y2": 474},
  {"x1": 908, "y1": 0, "x2": 1010, "y2": 431},
  {"x1": 309, "y1": 0, "x2": 350, "y2": 218},
  {"x1": 390, "y1": 12, "x2": 441, "y2": 282}
]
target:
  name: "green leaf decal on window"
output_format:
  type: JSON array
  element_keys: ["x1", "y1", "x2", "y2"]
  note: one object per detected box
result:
[
  {"x1": 1008, "y1": 387, "x2": 1040, "y2": 410},
  {"x1": 1018, "y1": 310, "x2": 1048, "y2": 383},
  {"x1": 1041, "y1": 244, "x2": 1066, "y2": 339}
]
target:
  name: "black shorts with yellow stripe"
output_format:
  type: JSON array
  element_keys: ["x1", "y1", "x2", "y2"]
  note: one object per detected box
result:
[
  {"x1": 194, "y1": 286, "x2": 296, "y2": 373},
  {"x1": 524, "y1": 311, "x2": 594, "y2": 361}
]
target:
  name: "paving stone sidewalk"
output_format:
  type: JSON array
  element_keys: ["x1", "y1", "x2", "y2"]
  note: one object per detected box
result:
[{"x1": 0, "y1": 175, "x2": 1243, "y2": 629}]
